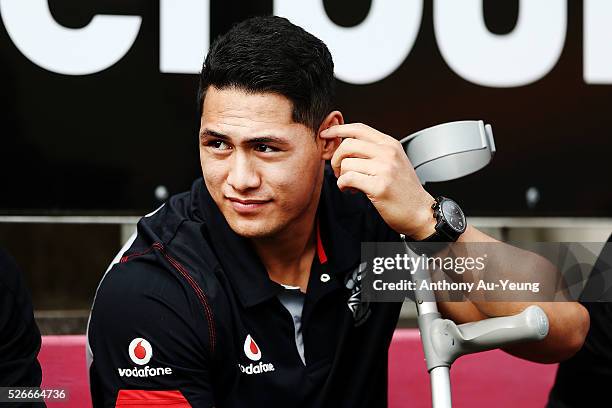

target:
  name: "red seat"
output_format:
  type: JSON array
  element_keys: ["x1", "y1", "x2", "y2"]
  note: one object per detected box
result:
[
  {"x1": 388, "y1": 330, "x2": 558, "y2": 408},
  {"x1": 39, "y1": 330, "x2": 557, "y2": 407},
  {"x1": 39, "y1": 335, "x2": 92, "y2": 408}
]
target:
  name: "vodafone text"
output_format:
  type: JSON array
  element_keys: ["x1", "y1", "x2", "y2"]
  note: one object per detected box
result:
[
  {"x1": 118, "y1": 366, "x2": 173, "y2": 378},
  {"x1": 238, "y1": 362, "x2": 275, "y2": 375}
]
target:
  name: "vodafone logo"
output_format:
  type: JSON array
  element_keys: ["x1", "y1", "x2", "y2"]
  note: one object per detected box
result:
[
  {"x1": 238, "y1": 334, "x2": 275, "y2": 375},
  {"x1": 243, "y1": 334, "x2": 261, "y2": 361},
  {"x1": 128, "y1": 338, "x2": 152, "y2": 365},
  {"x1": 118, "y1": 337, "x2": 172, "y2": 378}
]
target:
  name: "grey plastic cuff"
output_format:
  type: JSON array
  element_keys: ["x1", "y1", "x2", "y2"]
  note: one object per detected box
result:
[{"x1": 400, "y1": 120, "x2": 495, "y2": 185}]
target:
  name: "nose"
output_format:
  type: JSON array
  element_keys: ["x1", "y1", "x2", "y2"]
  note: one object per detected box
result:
[{"x1": 226, "y1": 151, "x2": 261, "y2": 192}]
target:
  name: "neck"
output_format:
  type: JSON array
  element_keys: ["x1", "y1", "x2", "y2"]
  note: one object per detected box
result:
[{"x1": 251, "y1": 176, "x2": 323, "y2": 292}]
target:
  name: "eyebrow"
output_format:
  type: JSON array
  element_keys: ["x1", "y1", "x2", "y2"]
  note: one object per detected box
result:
[{"x1": 200, "y1": 128, "x2": 291, "y2": 146}]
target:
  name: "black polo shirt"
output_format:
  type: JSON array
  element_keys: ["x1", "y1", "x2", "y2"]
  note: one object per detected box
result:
[
  {"x1": 546, "y1": 233, "x2": 612, "y2": 408},
  {"x1": 0, "y1": 248, "x2": 45, "y2": 407},
  {"x1": 88, "y1": 166, "x2": 404, "y2": 407}
]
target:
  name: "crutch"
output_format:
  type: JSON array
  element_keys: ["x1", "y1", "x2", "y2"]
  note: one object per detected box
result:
[{"x1": 400, "y1": 121, "x2": 549, "y2": 408}]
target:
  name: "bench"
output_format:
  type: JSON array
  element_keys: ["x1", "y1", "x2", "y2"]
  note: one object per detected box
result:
[{"x1": 39, "y1": 330, "x2": 557, "y2": 407}]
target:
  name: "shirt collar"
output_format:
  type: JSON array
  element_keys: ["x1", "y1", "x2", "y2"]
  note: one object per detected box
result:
[{"x1": 195, "y1": 175, "x2": 361, "y2": 308}]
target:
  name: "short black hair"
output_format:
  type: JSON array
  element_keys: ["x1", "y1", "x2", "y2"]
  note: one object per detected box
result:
[{"x1": 198, "y1": 15, "x2": 335, "y2": 133}]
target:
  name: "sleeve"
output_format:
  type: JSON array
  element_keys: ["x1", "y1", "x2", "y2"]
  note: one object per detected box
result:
[
  {"x1": 0, "y1": 249, "x2": 43, "y2": 387},
  {"x1": 578, "y1": 233, "x2": 612, "y2": 356},
  {"x1": 87, "y1": 260, "x2": 215, "y2": 408}
]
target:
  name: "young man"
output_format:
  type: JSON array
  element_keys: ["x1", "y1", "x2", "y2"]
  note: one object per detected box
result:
[
  {"x1": 547, "y1": 233, "x2": 612, "y2": 408},
  {"x1": 88, "y1": 16, "x2": 589, "y2": 407},
  {"x1": 0, "y1": 248, "x2": 45, "y2": 408}
]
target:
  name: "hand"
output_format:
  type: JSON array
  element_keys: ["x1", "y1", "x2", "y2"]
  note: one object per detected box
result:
[{"x1": 320, "y1": 123, "x2": 436, "y2": 240}]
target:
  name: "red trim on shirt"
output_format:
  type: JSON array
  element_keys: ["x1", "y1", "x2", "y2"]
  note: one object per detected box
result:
[
  {"x1": 117, "y1": 242, "x2": 216, "y2": 354},
  {"x1": 316, "y1": 217, "x2": 328, "y2": 264},
  {"x1": 153, "y1": 243, "x2": 216, "y2": 355},
  {"x1": 115, "y1": 390, "x2": 191, "y2": 407}
]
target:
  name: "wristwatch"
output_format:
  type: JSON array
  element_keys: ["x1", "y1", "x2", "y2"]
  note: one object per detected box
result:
[{"x1": 421, "y1": 196, "x2": 467, "y2": 242}]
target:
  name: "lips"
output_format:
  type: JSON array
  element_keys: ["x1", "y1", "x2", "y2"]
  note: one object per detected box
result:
[
  {"x1": 227, "y1": 198, "x2": 270, "y2": 204},
  {"x1": 226, "y1": 197, "x2": 271, "y2": 214}
]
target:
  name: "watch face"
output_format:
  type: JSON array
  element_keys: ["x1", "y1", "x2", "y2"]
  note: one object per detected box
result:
[{"x1": 441, "y1": 199, "x2": 466, "y2": 232}]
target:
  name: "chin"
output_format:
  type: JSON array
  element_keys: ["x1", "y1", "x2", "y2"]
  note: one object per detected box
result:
[{"x1": 226, "y1": 218, "x2": 281, "y2": 239}]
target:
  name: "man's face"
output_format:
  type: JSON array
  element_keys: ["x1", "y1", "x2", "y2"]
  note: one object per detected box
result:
[{"x1": 199, "y1": 86, "x2": 325, "y2": 239}]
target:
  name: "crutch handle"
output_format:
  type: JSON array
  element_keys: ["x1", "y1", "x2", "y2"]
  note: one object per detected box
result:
[{"x1": 425, "y1": 305, "x2": 549, "y2": 368}]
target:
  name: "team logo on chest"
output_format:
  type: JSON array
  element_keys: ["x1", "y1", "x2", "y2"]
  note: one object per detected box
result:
[
  {"x1": 345, "y1": 262, "x2": 371, "y2": 326},
  {"x1": 238, "y1": 334, "x2": 275, "y2": 375}
]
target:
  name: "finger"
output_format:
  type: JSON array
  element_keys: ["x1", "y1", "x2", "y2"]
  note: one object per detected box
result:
[
  {"x1": 336, "y1": 170, "x2": 376, "y2": 195},
  {"x1": 338, "y1": 157, "x2": 382, "y2": 177},
  {"x1": 321, "y1": 123, "x2": 388, "y2": 144},
  {"x1": 330, "y1": 138, "x2": 382, "y2": 176}
]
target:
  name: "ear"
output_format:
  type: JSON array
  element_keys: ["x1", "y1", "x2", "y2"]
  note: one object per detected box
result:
[{"x1": 317, "y1": 110, "x2": 344, "y2": 160}]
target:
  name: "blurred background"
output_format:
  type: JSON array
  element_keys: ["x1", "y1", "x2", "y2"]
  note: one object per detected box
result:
[{"x1": 0, "y1": 0, "x2": 610, "y2": 333}]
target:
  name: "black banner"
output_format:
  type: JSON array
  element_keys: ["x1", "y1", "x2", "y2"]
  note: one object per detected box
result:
[{"x1": 1, "y1": 1, "x2": 610, "y2": 215}]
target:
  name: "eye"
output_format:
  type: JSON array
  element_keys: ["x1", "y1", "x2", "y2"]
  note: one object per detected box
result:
[
  {"x1": 254, "y1": 144, "x2": 277, "y2": 153},
  {"x1": 207, "y1": 140, "x2": 231, "y2": 150}
]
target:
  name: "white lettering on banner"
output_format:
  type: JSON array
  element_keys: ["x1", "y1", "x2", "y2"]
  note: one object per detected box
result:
[
  {"x1": 0, "y1": 0, "x2": 141, "y2": 75},
  {"x1": 434, "y1": 0, "x2": 567, "y2": 87},
  {"x1": 274, "y1": 0, "x2": 423, "y2": 84},
  {"x1": 584, "y1": 0, "x2": 612, "y2": 83},
  {"x1": 160, "y1": 0, "x2": 209, "y2": 73},
  {"x1": 0, "y1": 1, "x2": 611, "y2": 85}
]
